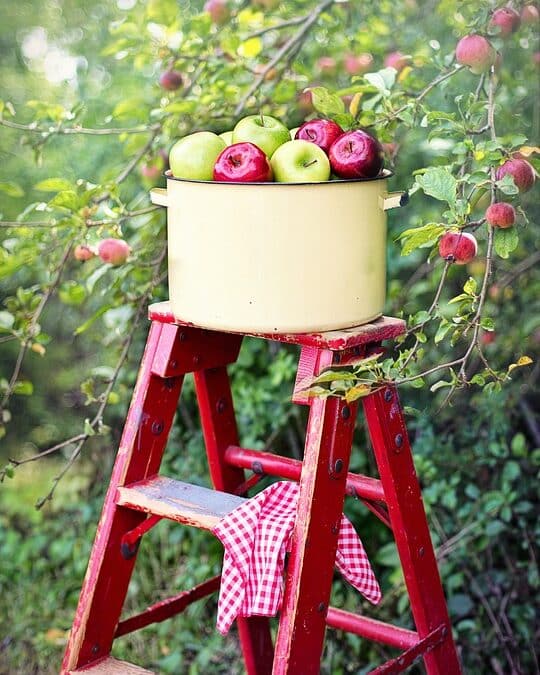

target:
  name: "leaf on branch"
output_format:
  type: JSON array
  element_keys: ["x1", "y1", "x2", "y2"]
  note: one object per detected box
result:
[
  {"x1": 34, "y1": 178, "x2": 74, "y2": 192},
  {"x1": 308, "y1": 87, "x2": 345, "y2": 117},
  {"x1": 364, "y1": 68, "x2": 396, "y2": 96},
  {"x1": 507, "y1": 356, "x2": 533, "y2": 374},
  {"x1": 415, "y1": 167, "x2": 457, "y2": 206},
  {"x1": 494, "y1": 227, "x2": 519, "y2": 259},
  {"x1": 13, "y1": 380, "x2": 33, "y2": 396},
  {"x1": 463, "y1": 277, "x2": 477, "y2": 296},
  {"x1": 495, "y1": 173, "x2": 519, "y2": 196},
  {"x1": 238, "y1": 37, "x2": 263, "y2": 58},
  {"x1": 345, "y1": 384, "x2": 372, "y2": 402},
  {"x1": 0, "y1": 181, "x2": 24, "y2": 198},
  {"x1": 397, "y1": 223, "x2": 445, "y2": 257}
]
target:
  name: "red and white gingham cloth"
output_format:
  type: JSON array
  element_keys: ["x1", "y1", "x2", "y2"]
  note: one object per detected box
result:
[{"x1": 212, "y1": 480, "x2": 381, "y2": 635}]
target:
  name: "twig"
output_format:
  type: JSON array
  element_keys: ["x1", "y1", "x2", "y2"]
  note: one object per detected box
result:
[
  {"x1": 234, "y1": 0, "x2": 336, "y2": 116},
  {"x1": 0, "y1": 118, "x2": 160, "y2": 136},
  {"x1": 245, "y1": 16, "x2": 306, "y2": 38}
]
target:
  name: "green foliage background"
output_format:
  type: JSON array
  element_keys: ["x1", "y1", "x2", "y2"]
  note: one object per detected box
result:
[{"x1": 0, "y1": 0, "x2": 538, "y2": 673}]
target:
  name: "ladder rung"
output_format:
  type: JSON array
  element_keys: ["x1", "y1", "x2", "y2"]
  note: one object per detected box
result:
[
  {"x1": 69, "y1": 656, "x2": 155, "y2": 674},
  {"x1": 116, "y1": 476, "x2": 245, "y2": 530},
  {"x1": 326, "y1": 606, "x2": 419, "y2": 649}
]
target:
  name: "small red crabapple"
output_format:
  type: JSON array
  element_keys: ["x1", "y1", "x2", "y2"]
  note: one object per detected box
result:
[
  {"x1": 438, "y1": 231, "x2": 478, "y2": 264},
  {"x1": 97, "y1": 239, "x2": 131, "y2": 266}
]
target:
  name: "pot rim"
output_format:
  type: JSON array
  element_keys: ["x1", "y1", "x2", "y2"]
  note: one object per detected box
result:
[{"x1": 164, "y1": 168, "x2": 393, "y2": 186}]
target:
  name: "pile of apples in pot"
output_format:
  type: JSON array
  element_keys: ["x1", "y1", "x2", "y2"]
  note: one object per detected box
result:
[{"x1": 168, "y1": 114, "x2": 384, "y2": 183}]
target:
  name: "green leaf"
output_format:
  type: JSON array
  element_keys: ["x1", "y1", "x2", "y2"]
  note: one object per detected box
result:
[
  {"x1": 0, "y1": 311, "x2": 15, "y2": 330},
  {"x1": 0, "y1": 181, "x2": 24, "y2": 198},
  {"x1": 480, "y1": 317, "x2": 495, "y2": 331},
  {"x1": 308, "y1": 87, "x2": 345, "y2": 117},
  {"x1": 34, "y1": 178, "x2": 73, "y2": 192},
  {"x1": 495, "y1": 173, "x2": 519, "y2": 195},
  {"x1": 435, "y1": 320, "x2": 451, "y2": 344},
  {"x1": 48, "y1": 190, "x2": 79, "y2": 212},
  {"x1": 494, "y1": 227, "x2": 519, "y2": 259},
  {"x1": 415, "y1": 167, "x2": 457, "y2": 205},
  {"x1": 463, "y1": 277, "x2": 477, "y2": 296},
  {"x1": 364, "y1": 67, "x2": 396, "y2": 96},
  {"x1": 59, "y1": 281, "x2": 86, "y2": 306},
  {"x1": 398, "y1": 223, "x2": 445, "y2": 257},
  {"x1": 13, "y1": 380, "x2": 33, "y2": 396},
  {"x1": 84, "y1": 418, "x2": 96, "y2": 436}
]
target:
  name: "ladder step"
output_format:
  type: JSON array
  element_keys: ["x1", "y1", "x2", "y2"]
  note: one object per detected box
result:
[
  {"x1": 69, "y1": 656, "x2": 155, "y2": 674},
  {"x1": 116, "y1": 476, "x2": 245, "y2": 530}
]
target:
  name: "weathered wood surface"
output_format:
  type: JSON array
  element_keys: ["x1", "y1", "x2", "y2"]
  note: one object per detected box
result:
[
  {"x1": 148, "y1": 301, "x2": 406, "y2": 350},
  {"x1": 69, "y1": 656, "x2": 155, "y2": 674},
  {"x1": 117, "y1": 476, "x2": 245, "y2": 530}
]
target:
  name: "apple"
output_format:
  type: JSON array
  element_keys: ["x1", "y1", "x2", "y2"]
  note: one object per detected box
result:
[
  {"x1": 213, "y1": 142, "x2": 272, "y2": 182},
  {"x1": 384, "y1": 51, "x2": 410, "y2": 72},
  {"x1": 485, "y1": 202, "x2": 516, "y2": 228},
  {"x1": 204, "y1": 0, "x2": 230, "y2": 24},
  {"x1": 159, "y1": 69, "x2": 183, "y2": 91},
  {"x1": 140, "y1": 154, "x2": 166, "y2": 182},
  {"x1": 232, "y1": 114, "x2": 290, "y2": 158},
  {"x1": 438, "y1": 231, "x2": 477, "y2": 264},
  {"x1": 98, "y1": 239, "x2": 131, "y2": 266},
  {"x1": 521, "y1": 5, "x2": 539, "y2": 24},
  {"x1": 295, "y1": 118, "x2": 344, "y2": 153},
  {"x1": 328, "y1": 130, "x2": 384, "y2": 179},
  {"x1": 297, "y1": 89, "x2": 314, "y2": 113},
  {"x1": 344, "y1": 52, "x2": 374, "y2": 75},
  {"x1": 74, "y1": 245, "x2": 95, "y2": 262},
  {"x1": 317, "y1": 56, "x2": 337, "y2": 76},
  {"x1": 169, "y1": 132, "x2": 226, "y2": 180},
  {"x1": 496, "y1": 158, "x2": 536, "y2": 192},
  {"x1": 270, "y1": 140, "x2": 331, "y2": 183},
  {"x1": 219, "y1": 131, "x2": 234, "y2": 145},
  {"x1": 490, "y1": 7, "x2": 521, "y2": 37},
  {"x1": 455, "y1": 35, "x2": 496, "y2": 74},
  {"x1": 480, "y1": 330, "x2": 496, "y2": 346},
  {"x1": 535, "y1": 52, "x2": 540, "y2": 67}
]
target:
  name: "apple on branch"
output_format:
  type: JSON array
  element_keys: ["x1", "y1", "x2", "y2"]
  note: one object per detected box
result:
[
  {"x1": 270, "y1": 140, "x2": 331, "y2": 183},
  {"x1": 485, "y1": 202, "x2": 516, "y2": 229},
  {"x1": 496, "y1": 157, "x2": 536, "y2": 192},
  {"x1": 344, "y1": 52, "x2": 374, "y2": 75},
  {"x1": 489, "y1": 7, "x2": 521, "y2": 37},
  {"x1": 295, "y1": 119, "x2": 344, "y2": 153},
  {"x1": 169, "y1": 132, "x2": 226, "y2": 181},
  {"x1": 213, "y1": 142, "x2": 272, "y2": 182},
  {"x1": 159, "y1": 69, "x2": 183, "y2": 91},
  {"x1": 98, "y1": 239, "x2": 131, "y2": 266},
  {"x1": 329, "y1": 130, "x2": 384, "y2": 179},
  {"x1": 438, "y1": 231, "x2": 477, "y2": 265},
  {"x1": 232, "y1": 114, "x2": 290, "y2": 158},
  {"x1": 455, "y1": 35, "x2": 496, "y2": 74},
  {"x1": 204, "y1": 0, "x2": 230, "y2": 25}
]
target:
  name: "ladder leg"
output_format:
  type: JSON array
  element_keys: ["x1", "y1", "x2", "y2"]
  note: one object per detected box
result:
[
  {"x1": 194, "y1": 364, "x2": 275, "y2": 675},
  {"x1": 62, "y1": 321, "x2": 185, "y2": 673},
  {"x1": 273, "y1": 349, "x2": 358, "y2": 675},
  {"x1": 363, "y1": 385, "x2": 461, "y2": 674}
]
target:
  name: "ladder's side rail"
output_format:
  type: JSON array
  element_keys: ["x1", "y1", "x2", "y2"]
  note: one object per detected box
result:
[
  {"x1": 363, "y1": 385, "x2": 461, "y2": 675},
  {"x1": 62, "y1": 321, "x2": 184, "y2": 673}
]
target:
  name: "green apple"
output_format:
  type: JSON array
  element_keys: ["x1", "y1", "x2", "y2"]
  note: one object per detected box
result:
[
  {"x1": 169, "y1": 131, "x2": 226, "y2": 180},
  {"x1": 219, "y1": 130, "x2": 234, "y2": 146},
  {"x1": 270, "y1": 140, "x2": 331, "y2": 183},
  {"x1": 289, "y1": 127, "x2": 300, "y2": 140},
  {"x1": 232, "y1": 114, "x2": 290, "y2": 158}
]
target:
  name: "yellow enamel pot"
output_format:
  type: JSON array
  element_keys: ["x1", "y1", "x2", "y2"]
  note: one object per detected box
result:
[{"x1": 151, "y1": 171, "x2": 407, "y2": 334}]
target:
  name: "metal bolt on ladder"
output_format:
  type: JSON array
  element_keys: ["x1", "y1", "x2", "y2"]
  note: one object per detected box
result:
[{"x1": 61, "y1": 301, "x2": 461, "y2": 675}]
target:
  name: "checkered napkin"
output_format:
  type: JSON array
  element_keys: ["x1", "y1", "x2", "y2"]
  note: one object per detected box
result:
[{"x1": 212, "y1": 480, "x2": 381, "y2": 635}]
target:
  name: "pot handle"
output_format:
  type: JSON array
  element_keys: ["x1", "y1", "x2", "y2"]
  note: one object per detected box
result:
[
  {"x1": 380, "y1": 191, "x2": 409, "y2": 211},
  {"x1": 150, "y1": 187, "x2": 168, "y2": 208}
]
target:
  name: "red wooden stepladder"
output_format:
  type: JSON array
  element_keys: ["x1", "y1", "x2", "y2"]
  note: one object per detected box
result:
[{"x1": 61, "y1": 301, "x2": 461, "y2": 674}]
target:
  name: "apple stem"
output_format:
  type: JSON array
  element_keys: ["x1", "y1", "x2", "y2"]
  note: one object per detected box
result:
[
  {"x1": 304, "y1": 159, "x2": 318, "y2": 168},
  {"x1": 260, "y1": 111, "x2": 265, "y2": 127},
  {"x1": 348, "y1": 141, "x2": 354, "y2": 153}
]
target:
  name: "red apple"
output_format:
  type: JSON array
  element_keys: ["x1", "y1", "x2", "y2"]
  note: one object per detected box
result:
[
  {"x1": 534, "y1": 51, "x2": 540, "y2": 67},
  {"x1": 159, "y1": 69, "x2": 183, "y2": 91},
  {"x1": 98, "y1": 239, "x2": 131, "y2": 266},
  {"x1": 521, "y1": 5, "x2": 540, "y2": 24},
  {"x1": 485, "y1": 202, "x2": 516, "y2": 228},
  {"x1": 297, "y1": 89, "x2": 314, "y2": 113},
  {"x1": 490, "y1": 7, "x2": 521, "y2": 37},
  {"x1": 74, "y1": 245, "x2": 95, "y2": 262},
  {"x1": 455, "y1": 35, "x2": 496, "y2": 74},
  {"x1": 204, "y1": 0, "x2": 230, "y2": 24},
  {"x1": 328, "y1": 130, "x2": 384, "y2": 179},
  {"x1": 496, "y1": 158, "x2": 536, "y2": 192},
  {"x1": 438, "y1": 231, "x2": 477, "y2": 264},
  {"x1": 317, "y1": 56, "x2": 337, "y2": 76},
  {"x1": 480, "y1": 330, "x2": 496, "y2": 346},
  {"x1": 213, "y1": 142, "x2": 272, "y2": 182},
  {"x1": 384, "y1": 51, "x2": 410, "y2": 72},
  {"x1": 295, "y1": 119, "x2": 344, "y2": 153},
  {"x1": 344, "y1": 52, "x2": 374, "y2": 75}
]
